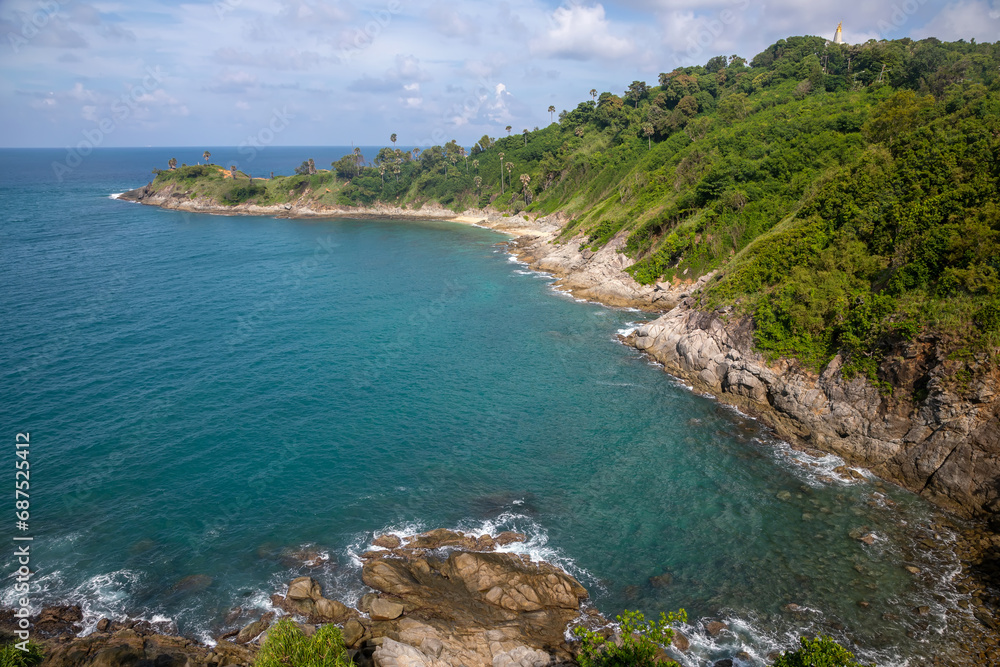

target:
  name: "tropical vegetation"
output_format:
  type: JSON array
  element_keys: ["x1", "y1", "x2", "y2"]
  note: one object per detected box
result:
[{"x1": 149, "y1": 35, "x2": 1000, "y2": 391}]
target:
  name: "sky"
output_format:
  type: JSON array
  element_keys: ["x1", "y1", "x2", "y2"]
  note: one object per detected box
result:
[{"x1": 0, "y1": 0, "x2": 997, "y2": 148}]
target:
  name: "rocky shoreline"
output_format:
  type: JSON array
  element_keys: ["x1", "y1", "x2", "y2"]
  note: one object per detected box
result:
[
  {"x1": 111, "y1": 186, "x2": 1000, "y2": 663},
  {"x1": 1, "y1": 530, "x2": 636, "y2": 667}
]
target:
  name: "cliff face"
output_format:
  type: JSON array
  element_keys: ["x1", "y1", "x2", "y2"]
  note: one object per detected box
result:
[{"x1": 626, "y1": 305, "x2": 1000, "y2": 519}]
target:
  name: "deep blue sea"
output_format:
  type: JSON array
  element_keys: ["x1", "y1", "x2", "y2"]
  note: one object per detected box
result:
[{"x1": 0, "y1": 147, "x2": 975, "y2": 666}]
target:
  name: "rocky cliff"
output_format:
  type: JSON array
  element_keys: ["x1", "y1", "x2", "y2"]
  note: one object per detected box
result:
[{"x1": 624, "y1": 304, "x2": 1000, "y2": 520}]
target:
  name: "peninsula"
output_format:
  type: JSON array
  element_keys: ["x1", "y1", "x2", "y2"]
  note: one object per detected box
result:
[{"x1": 122, "y1": 34, "x2": 1000, "y2": 524}]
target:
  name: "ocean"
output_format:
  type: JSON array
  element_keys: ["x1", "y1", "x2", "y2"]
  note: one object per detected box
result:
[{"x1": 0, "y1": 147, "x2": 976, "y2": 666}]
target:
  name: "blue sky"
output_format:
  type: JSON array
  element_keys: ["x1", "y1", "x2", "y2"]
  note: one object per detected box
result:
[{"x1": 1, "y1": 0, "x2": 997, "y2": 148}]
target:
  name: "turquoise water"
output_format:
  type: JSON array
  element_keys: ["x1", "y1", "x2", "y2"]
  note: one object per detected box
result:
[{"x1": 0, "y1": 149, "x2": 973, "y2": 665}]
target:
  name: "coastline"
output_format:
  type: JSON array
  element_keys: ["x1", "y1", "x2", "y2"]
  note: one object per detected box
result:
[{"x1": 108, "y1": 185, "x2": 1000, "y2": 664}]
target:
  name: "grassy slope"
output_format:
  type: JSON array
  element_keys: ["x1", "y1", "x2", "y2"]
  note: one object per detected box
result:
[{"x1": 151, "y1": 35, "x2": 1000, "y2": 389}]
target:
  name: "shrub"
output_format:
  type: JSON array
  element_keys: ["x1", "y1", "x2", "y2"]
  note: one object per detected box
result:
[
  {"x1": 773, "y1": 635, "x2": 874, "y2": 667},
  {"x1": 254, "y1": 618, "x2": 351, "y2": 667},
  {"x1": 573, "y1": 609, "x2": 686, "y2": 667},
  {"x1": 222, "y1": 183, "x2": 267, "y2": 205},
  {"x1": 0, "y1": 641, "x2": 44, "y2": 667}
]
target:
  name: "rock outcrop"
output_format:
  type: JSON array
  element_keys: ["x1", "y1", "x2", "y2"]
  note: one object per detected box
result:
[
  {"x1": 627, "y1": 304, "x2": 1000, "y2": 519},
  {"x1": 351, "y1": 529, "x2": 590, "y2": 667},
  {"x1": 508, "y1": 230, "x2": 710, "y2": 311}
]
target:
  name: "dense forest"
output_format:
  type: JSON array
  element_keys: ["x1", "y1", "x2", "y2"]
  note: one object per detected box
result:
[{"x1": 154, "y1": 35, "x2": 1000, "y2": 388}]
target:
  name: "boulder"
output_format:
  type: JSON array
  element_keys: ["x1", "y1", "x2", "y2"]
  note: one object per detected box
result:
[
  {"x1": 373, "y1": 534, "x2": 402, "y2": 549},
  {"x1": 494, "y1": 532, "x2": 527, "y2": 547},
  {"x1": 235, "y1": 611, "x2": 274, "y2": 644},
  {"x1": 705, "y1": 621, "x2": 728, "y2": 637},
  {"x1": 342, "y1": 618, "x2": 366, "y2": 648},
  {"x1": 287, "y1": 576, "x2": 322, "y2": 601},
  {"x1": 315, "y1": 597, "x2": 349, "y2": 622},
  {"x1": 369, "y1": 599, "x2": 404, "y2": 621}
]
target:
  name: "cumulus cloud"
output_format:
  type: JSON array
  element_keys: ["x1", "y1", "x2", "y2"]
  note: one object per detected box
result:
[{"x1": 531, "y1": 4, "x2": 634, "y2": 60}]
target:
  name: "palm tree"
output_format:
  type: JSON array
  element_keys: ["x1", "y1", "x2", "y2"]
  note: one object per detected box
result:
[
  {"x1": 353, "y1": 147, "x2": 363, "y2": 176},
  {"x1": 519, "y1": 173, "x2": 530, "y2": 203},
  {"x1": 168, "y1": 157, "x2": 177, "y2": 170},
  {"x1": 412, "y1": 147, "x2": 421, "y2": 160},
  {"x1": 590, "y1": 89, "x2": 597, "y2": 102},
  {"x1": 505, "y1": 125, "x2": 512, "y2": 136},
  {"x1": 390, "y1": 133, "x2": 397, "y2": 147},
  {"x1": 460, "y1": 146, "x2": 468, "y2": 173},
  {"x1": 522, "y1": 129, "x2": 528, "y2": 147},
  {"x1": 498, "y1": 152, "x2": 505, "y2": 194},
  {"x1": 643, "y1": 124, "x2": 654, "y2": 149},
  {"x1": 203, "y1": 150, "x2": 211, "y2": 164},
  {"x1": 230, "y1": 164, "x2": 236, "y2": 178},
  {"x1": 548, "y1": 105, "x2": 555, "y2": 122},
  {"x1": 379, "y1": 164, "x2": 385, "y2": 186},
  {"x1": 474, "y1": 175, "x2": 482, "y2": 193}
]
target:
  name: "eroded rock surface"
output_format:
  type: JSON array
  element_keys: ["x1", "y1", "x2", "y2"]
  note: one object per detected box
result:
[
  {"x1": 628, "y1": 305, "x2": 1000, "y2": 518},
  {"x1": 354, "y1": 531, "x2": 588, "y2": 667}
]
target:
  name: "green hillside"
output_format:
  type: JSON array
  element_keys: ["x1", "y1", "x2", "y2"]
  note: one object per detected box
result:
[{"x1": 153, "y1": 35, "x2": 1000, "y2": 388}]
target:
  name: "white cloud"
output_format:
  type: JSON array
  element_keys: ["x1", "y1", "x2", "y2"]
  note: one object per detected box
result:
[
  {"x1": 531, "y1": 4, "x2": 634, "y2": 60},
  {"x1": 913, "y1": 1, "x2": 1000, "y2": 41}
]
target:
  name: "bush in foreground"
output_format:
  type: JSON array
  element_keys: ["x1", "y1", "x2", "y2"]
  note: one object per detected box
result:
[
  {"x1": 573, "y1": 609, "x2": 686, "y2": 667},
  {"x1": 254, "y1": 618, "x2": 351, "y2": 667},
  {"x1": 774, "y1": 635, "x2": 874, "y2": 667},
  {"x1": 0, "y1": 641, "x2": 44, "y2": 667}
]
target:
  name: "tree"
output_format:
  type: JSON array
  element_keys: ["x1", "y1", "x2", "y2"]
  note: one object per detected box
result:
[
  {"x1": 474, "y1": 175, "x2": 482, "y2": 193},
  {"x1": 548, "y1": 105, "x2": 556, "y2": 121},
  {"x1": 643, "y1": 123, "x2": 654, "y2": 149},
  {"x1": 353, "y1": 147, "x2": 363, "y2": 176},
  {"x1": 168, "y1": 157, "x2": 177, "y2": 170},
  {"x1": 295, "y1": 161, "x2": 312, "y2": 175},
  {"x1": 412, "y1": 147, "x2": 421, "y2": 160},
  {"x1": 519, "y1": 173, "x2": 531, "y2": 204},
  {"x1": 390, "y1": 133, "x2": 397, "y2": 147},
  {"x1": 230, "y1": 164, "x2": 236, "y2": 178},
  {"x1": 773, "y1": 636, "x2": 873, "y2": 667},
  {"x1": 575, "y1": 127, "x2": 584, "y2": 137},
  {"x1": 203, "y1": 151, "x2": 211, "y2": 164},
  {"x1": 498, "y1": 152, "x2": 505, "y2": 194},
  {"x1": 505, "y1": 125, "x2": 512, "y2": 135},
  {"x1": 523, "y1": 128, "x2": 528, "y2": 146},
  {"x1": 472, "y1": 159, "x2": 479, "y2": 173},
  {"x1": 626, "y1": 80, "x2": 648, "y2": 108},
  {"x1": 705, "y1": 55, "x2": 728, "y2": 73},
  {"x1": 573, "y1": 609, "x2": 686, "y2": 667},
  {"x1": 590, "y1": 88, "x2": 598, "y2": 102}
]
